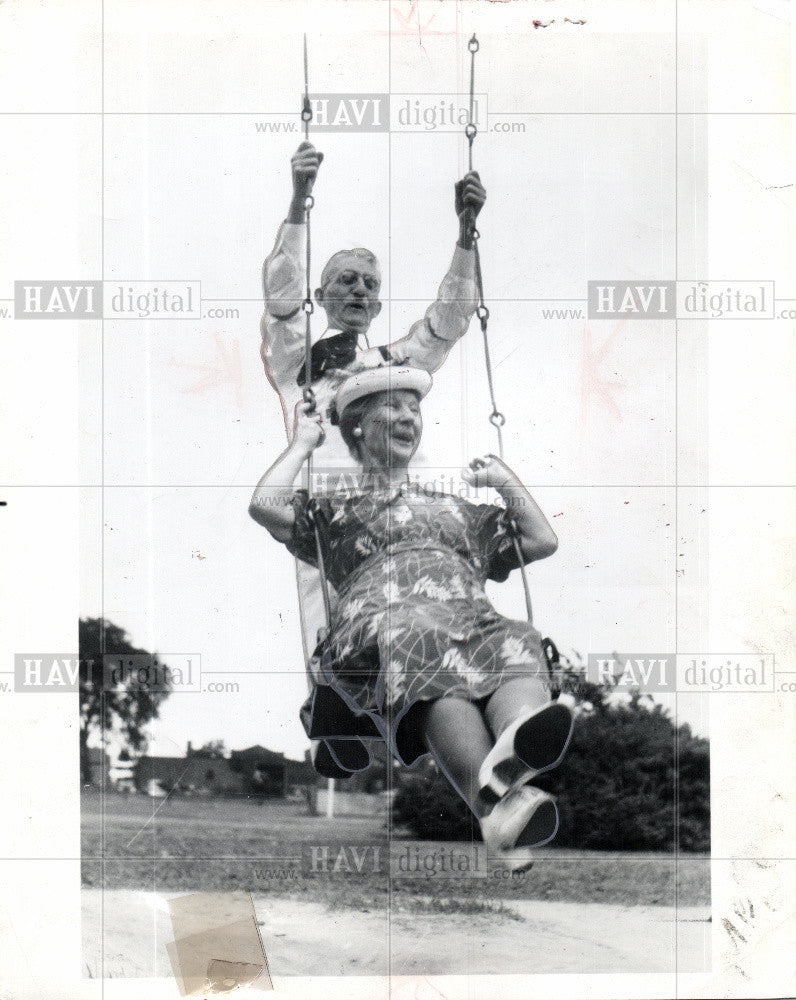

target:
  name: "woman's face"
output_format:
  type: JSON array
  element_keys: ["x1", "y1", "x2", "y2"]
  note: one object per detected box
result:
[{"x1": 357, "y1": 390, "x2": 423, "y2": 469}]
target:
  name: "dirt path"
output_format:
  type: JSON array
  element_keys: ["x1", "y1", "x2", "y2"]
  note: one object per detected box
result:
[{"x1": 82, "y1": 890, "x2": 710, "y2": 980}]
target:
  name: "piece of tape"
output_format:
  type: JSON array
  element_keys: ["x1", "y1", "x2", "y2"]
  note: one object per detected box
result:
[{"x1": 166, "y1": 892, "x2": 272, "y2": 995}]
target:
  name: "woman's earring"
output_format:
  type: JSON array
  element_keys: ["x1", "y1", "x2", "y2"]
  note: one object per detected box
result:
[{"x1": 352, "y1": 427, "x2": 363, "y2": 439}]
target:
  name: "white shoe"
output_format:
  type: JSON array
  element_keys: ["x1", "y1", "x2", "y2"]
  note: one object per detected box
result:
[
  {"x1": 479, "y1": 700, "x2": 574, "y2": 803},
  {"x1": 479, "y1": 785, "x2": 559, "y2": 854}
]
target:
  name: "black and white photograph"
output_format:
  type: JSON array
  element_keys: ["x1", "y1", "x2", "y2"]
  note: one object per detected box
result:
[{"x1": 0, "y1": 2, "x2": 793, "y2": 998}]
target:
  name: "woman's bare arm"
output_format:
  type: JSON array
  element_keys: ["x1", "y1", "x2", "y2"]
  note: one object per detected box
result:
[
  {"x1": 463, "y1": 455, "x2": 558, "y2": 563},
  {"x1": 249, "y1": 401, "x2": 325, "y2": 543}
]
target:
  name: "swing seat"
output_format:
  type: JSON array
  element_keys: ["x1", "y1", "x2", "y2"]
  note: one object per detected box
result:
[
  {"x1": 312, "y1": 738, "x2": 373, "y2": 779},
  {"x1": 300, "y1": 634, "x2": 384, "y2": 779},
  {"x1": 303, "y1": 633, "x2": 382, "y2": 741},
  {"x1": 300, "y1": 688, "x2": 380, "y2": 779},
  {"x1": 301, "y1": 683, "x2": 382, "y2": 741}
]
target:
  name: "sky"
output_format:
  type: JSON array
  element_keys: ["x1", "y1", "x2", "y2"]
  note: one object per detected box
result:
[{"x1": 71, "y1": 5, "x2": 736, "y2": 756}]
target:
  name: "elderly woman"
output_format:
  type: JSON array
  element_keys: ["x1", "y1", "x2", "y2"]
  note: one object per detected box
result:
[{"x1": 249, "y1": 367, "x2": 573, "y2": 859}]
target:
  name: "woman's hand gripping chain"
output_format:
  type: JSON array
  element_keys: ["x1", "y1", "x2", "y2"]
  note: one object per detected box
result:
[
  {"x1": 291, "y1": 398, "x2": 326, "y2": 454},
  {"x1": 462, "y1": 454, "x2": 513, "y2": 491}
]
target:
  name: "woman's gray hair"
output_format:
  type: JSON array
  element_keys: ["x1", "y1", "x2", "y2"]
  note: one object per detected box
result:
[{"x1": 338, "y1": 395, "x2": 375, "y2": 460}]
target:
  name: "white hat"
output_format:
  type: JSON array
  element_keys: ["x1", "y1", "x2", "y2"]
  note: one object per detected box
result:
[{"x1": 332, "y1": 366, "x2": 432, "y2": 424}]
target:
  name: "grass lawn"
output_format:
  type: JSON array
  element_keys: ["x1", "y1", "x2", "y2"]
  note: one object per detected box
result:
[{"x1": 82, "y1": 792, "x2": 710, "y2": 910}]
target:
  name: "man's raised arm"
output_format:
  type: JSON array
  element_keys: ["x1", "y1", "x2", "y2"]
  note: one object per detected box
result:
[
  {"x1": 389, "y1": 171, "x2": 485, "y2": 374},
  {"x1": 260, "y1": 143, "x2": 324, "y2": 398}
]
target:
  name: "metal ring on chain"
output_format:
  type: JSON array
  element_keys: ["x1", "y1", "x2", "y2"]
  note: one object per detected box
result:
[
  {"x1": 302, "y1": 299, "x2": 314, "y2": 314},
  {"x1": 304, "y1": 194, "x2": 315, "y2": 210},
  {"x1": 470, "y1": 227, "x2": 480, "y2": 241},
  {"x1": 464, "y1": 123, "x2": 478, "y2": 140},
  {"x1": 489, "y1": 411, "x2": 506, "y2": 427},
  {"x1": 476, "y1": 304, "x2": 490, "y2": 321},
  {"x1": 301, "y1": 107, "x2": 313, "y2": 123},
  {"x1": 468, "y1": 35, "x2": 479, "y2": 52},
  {"x1": 302, "y1": 387, "x2": 316, "y2": 407},
  {"x1": 305, "y1": 497, "x2": 322, "y2": 528}
]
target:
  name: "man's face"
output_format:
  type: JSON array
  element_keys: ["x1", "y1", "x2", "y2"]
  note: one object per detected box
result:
[{"x1": 316, "y1": 257, "x2": 382, "y2": 333}]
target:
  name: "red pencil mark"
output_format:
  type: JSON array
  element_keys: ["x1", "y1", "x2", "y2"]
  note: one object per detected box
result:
[
  {"x1": 580, "y1": 320, "x2": 627, "y2": 421},
  {"x1": 169, "y1": 332, "x2": 243, "y2": 406},
  {"x1": 393, "y1": 1, "x2": 437, "y2": 34},
  {"x1": 369, "y1": 1, "x2": 451, "y2": 37},
  {"x1": 388, "y1": 976, "x2": 449, "y2": 1000}
]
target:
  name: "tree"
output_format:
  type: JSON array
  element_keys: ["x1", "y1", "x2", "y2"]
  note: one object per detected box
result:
[
  {"x1": 392, "y1": 657, "x2": 711, "y2": 852},
  {"x1": 78, "y1": 618, "x2": 173, "y2": 785},
  {"x1": 196, "y1": 739, "x2": 227, "y2": 758}
]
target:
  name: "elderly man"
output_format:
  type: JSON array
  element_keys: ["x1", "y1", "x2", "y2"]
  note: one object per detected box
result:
[{"x1": 260, "y1": 141, "x2": 485, "y2": 775}]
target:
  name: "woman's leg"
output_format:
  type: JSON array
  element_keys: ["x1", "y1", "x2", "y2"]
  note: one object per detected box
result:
[
  {"x1": 419, "y1": 697, "x2": 494, "y2": 818},
  {"x1": 481, "y1": 676, "x2": 573, "y2": 789},
  {"x1": 420, "y1": 693, "x2": 561, "y2": 858},
  {"x1": 483, "y1": 676, "x2": 549, "y2": 740}
]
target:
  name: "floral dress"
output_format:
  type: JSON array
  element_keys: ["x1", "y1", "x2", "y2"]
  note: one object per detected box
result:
[{"x1": 287, "y1": 481, "x2": 546, "y2": 766}]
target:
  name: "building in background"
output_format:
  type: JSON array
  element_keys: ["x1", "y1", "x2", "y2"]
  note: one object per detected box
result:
[
  {"x1": 132, "y1": 741, "x2": 317, "y2": 797},
  {"x1": 135, "y1": 742, "x2": 245, "y2": 796}
]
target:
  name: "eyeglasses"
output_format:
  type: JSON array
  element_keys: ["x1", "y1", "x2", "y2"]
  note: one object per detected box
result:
[{"x1": 324, "y1": 269, "x2": 380, "y2": 293}]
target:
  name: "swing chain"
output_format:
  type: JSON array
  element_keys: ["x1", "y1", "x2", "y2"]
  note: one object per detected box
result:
[
  {"x1": 299, "y1": 35, "x2": 333, "y2": 629},
  {"x1": 302, "y1": 34, "x2": 313, "y2": 139},
  {"x1": 464, "y1": 35, "x2": 507, "y2": 457},
  {"x1": 506, "y1": 516, "x2": 534, "y2": 622},
  {"x1": 306, "y1": 496, "x2": 334, "y2": 627},
  {"x1": 465, "y1": 34, "x2": 533, "y2": 625},
  {"x1": 472, "y1": 232, "x2": 506, "y2": 454},
  {"x1": 466, "y1": 36, "x2": 478, "y2": 172},
  {"x1": 302, "y1": 192, "x2": 316, "y2": 409},
  {"x1": 302, "y1": 33, "x2": 315, "y2": 412}
]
